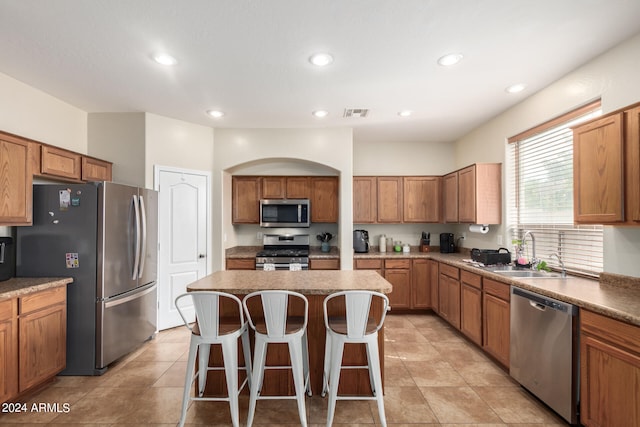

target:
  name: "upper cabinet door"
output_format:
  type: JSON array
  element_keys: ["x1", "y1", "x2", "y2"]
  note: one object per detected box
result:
[
  {"x1": 262, "y1": 177, "x2": 286, "y2": 199},
  {"x1": 443, "y1": 172, "x2": 458, "y2": 223},
  {"x1": 82, "y1": 156, "x2": 112, "y2": 182},
  {"x1": 458, "y1": 166, "x2": 477, "y2": 223},
  {"x1": 40, "y1": 145, "x2": 82, "y2": 180},
  {"x1": 403, "y1": 176, "x2": 441, "y2": 223},
  {"x1": 0, "y1": 134, "x2": 32, "y2": 225},
  {"x1": 573, "y1": 113, "x2": 624, "y2": 223},
  {"x1": 285, "y1": 176, "x2": 310, "y2": 199},
  {"x1": 353, "y1": 177, "x2": 377, "y2": 223},
  {"x1": 377, "y1": 177, "x2": 403, "y2": 223},
  {"x1": 310, "y1": 177, "x2": 339, "y2": 223},
  {"x1": 625, "y1": 106, "x2": 640, "y2": 222},
  {"x1": 232, "y1": 176, "x2": 261, "y2": 224}
]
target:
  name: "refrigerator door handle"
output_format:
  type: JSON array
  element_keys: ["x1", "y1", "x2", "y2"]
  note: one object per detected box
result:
[
  {"x1": 104, "y1": 282, "x2": 156, "y2": 309},
  {"x1": 138, "y1": 195, "x2": 147, "y2": 279},
  {"x1": 132, "y1": 194, "x2": 141, "y2": 280},
  {"x1": 0, "y1": 242, "x2": 5, "y2": 263}
]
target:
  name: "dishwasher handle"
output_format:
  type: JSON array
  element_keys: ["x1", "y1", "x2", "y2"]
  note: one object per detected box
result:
[{"x1": 529, "y1": 300, "x2": 547, "y2": 311}]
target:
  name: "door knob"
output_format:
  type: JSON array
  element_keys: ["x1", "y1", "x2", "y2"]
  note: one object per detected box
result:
[{"x1": 198, "y1": 254, "x2": 206, "y2": 259}]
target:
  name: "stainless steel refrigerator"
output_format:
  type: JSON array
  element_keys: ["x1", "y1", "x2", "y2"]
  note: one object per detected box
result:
[{"x1": 16, "y1": 182, "x2": 158, "y2": 375}]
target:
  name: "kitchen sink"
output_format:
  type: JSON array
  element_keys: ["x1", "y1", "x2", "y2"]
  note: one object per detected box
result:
[{"x1": 491, "y1": 269, "x2": 567, "y2": 279}]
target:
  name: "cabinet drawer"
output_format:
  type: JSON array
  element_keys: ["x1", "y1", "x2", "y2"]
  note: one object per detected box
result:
[
  {"x1": 226, "y1": 258, "x2": 256, "y2": 270},
  {"x1": 581, "y1": 309, "x2": 640, "y2": 355},
  {"x1": 309, "y1": 258, "x2": 340, "y2": 270},
  {"x1": 439, "y1": 263, "x2": 459, "y2": 279},
  {"x1": 385, "y1": 259, "x2": 410, "y2": 269},
  {"x1": 483, "y1": 278, "x2": 510, "y2": 301},
  {"x1": 460, "y1": 270, "x2": 482, "y2": 289},
  {"x1": 0, "y1": 298, "x2": 16, "y2": 321},
  {"x1": 355, "y1": 259, "x2": 383, "y2": 269},
  {"x1": 19, "y1": 286, "x2": 66, "y2": 315}
]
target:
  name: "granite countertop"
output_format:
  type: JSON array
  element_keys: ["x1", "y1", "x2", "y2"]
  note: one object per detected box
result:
[
  {"x1": 0, "y1": 277, "x2": 74, "y2": 300},
  {"x1": 187, "y1": 270, "x2": 392, "y2": 295}
]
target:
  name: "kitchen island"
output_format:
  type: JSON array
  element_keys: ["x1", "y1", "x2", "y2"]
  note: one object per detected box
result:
[{"x1": 187, "y1": 270, "x2": 392, "y2": 397}]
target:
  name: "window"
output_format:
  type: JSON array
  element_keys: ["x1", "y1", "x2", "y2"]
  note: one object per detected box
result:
[{"x1": 507, "y1": 100, "x2": 603, "y2": 277}]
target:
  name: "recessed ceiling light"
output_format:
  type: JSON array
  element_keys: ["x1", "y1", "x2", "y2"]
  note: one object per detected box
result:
[
  {"x1": 312, "y1": 110, "x2": 329, "y2": 118},
  {"x1": 309, "y1": 53, "x2": 334, "y2": 67},
  {"x1": 153, "y1": 53, "x2": 177, "y2": 66},
  {"x1": 506, "y1": 83, "x2": 527, "y2": 94},
  {"x1": 437, "y1": 53, "x2": 463, "y2": 66},
  {"x1": 207, "y1": 110, "x2": 224, "y2": 118},
  {"x1": 398, "y1": 110, "x2": 412, "y2": 117}
]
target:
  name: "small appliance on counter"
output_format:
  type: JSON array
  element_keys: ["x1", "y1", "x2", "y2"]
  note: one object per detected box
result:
[
  {"x1": 353, "y1": 229, "x2": 370, "y2": 253},
  {"x1": 470, "y1": 248, "x2": 511, "y2": 265},
  {"x1": 0, "y1": 236, "x2": 14, "y2": 281},
  {"x1": 439, "y1": 233, "x2": 456, "y2": 253},
  {"x1": 420, "y1": 231, "x2": 430, "y2": 252}
]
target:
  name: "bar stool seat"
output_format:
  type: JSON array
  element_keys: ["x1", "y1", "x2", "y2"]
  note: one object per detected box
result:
[
  {"x1": 175, "y1": 291, "x2": 252, "y2": 427},
  {"x1": 322, "y1": 290, "x2": 389, "y2": 427},
  {"x1": 243, "y1": 290, "x2": 312, "y2": 427}
]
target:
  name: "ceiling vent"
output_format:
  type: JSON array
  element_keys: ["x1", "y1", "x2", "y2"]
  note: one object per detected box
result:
[{"x1": 343, "y1": 108, "x2": 369, "y2": 118}]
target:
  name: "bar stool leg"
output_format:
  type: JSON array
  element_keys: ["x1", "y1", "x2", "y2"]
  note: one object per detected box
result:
[
  {"x1": 302, "y1": 330, "x2": 312, "y2": 396},
  {"x1": 241, "y1": 329, "x2": 253, "y2": 390},
  {"x1": 221, "y1": 340, "x2": 240, "y2": 427},
  {"x1": 366, "y1": 338, "x2": 387, "y2": 427},
  {"x1": 326, "y1": 338, "x2": 344, "y2": 427},
  {"x1": 321, "y1": 332, "x2": 331, "y2": 397},
  {"x1": 179, "y1": 340, "x2": 199, "y2": 427},
  {"x1": 246, "y1": 338, "x2": 268, "y2": 427},
  {"x1": 197, "y1": 343, "x2": 211, "y2": 397},
  {"x1": 289, "y1": 338, "x2": 308, "y2": 427}
]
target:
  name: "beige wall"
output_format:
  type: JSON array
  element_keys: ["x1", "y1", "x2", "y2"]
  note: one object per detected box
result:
[
  {"x1": 0, "y1": 72, "x2": 86, "y2": 153},
  {"x1": 213, "y1": 128, "x2": 353, "y2": 270},
  {"x1": 353, "y1": 140, "x2": 455, "y2": 176},
  {"x1": 453, "y1": 32, "x2": 640, "y2": 276}
]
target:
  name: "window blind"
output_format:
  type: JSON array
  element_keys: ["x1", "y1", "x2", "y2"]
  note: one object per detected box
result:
[{"x1": 507, "y1": 103, "x2": 603, "y2": 277}]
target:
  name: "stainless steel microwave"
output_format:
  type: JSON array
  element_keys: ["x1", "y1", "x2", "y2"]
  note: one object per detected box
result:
[{"x1": 260, "y1": 199, "x2": 310, "y2": 228}]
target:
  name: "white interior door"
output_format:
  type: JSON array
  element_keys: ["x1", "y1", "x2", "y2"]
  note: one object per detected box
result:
[{"x1": 156, "y1": 167, "x2": 209, "y2": 330}]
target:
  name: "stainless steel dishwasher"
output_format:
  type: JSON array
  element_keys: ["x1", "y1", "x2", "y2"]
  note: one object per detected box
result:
[{"x1": 510, "y1": 286, "x2": 579, "y2": 425}]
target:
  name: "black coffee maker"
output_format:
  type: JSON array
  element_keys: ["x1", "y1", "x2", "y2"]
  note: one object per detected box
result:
[
  {"x1": 353, "y1": 230, "x2": 370, "y2": 253},
  {"x1": 439, "y1": 233, "x2": 456, "y2": 253}
]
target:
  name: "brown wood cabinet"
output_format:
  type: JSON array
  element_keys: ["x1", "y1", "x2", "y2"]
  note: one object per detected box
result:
[
  {"x1": 460, "y1": 270, "x2": 482, "y2": 346},
  {"x1": 0, "y1": 286, "x2": 67, "y2": 403},
  {"x1": 411, "y1": 258, "x2": 430, "y2": 309},
  {"x1": 310, "y1": 177, "x2": 339, "y2": 223},
  {"x1": 438, "y1": 263, "x2": 460, "y2": 329},
  {"x1": 0, "y1": 298, "x2": 18, "y2": 404},
  {"x1": 232, "y1": 176, "x2": 261, "y2": 224},
  {"x1": 482, "y1": 278, "x2": 510, "y2": 367},
  {"x1": 403, "y1": 176, "x2": 441, "y2": 223},
  {"x1": 261, "y1": 176, "x2": 311, "y2": 199},
  {"x1": 580, "y1": 309, "x2": 640, "y2": 427},
  {"x1": 81, "y1": 156, "x2": 112, "y2": 181},
  {"x1": 625, "y1": 105, "x2": 640, "y2": 222},
  {"x1": 573, "y1": 113, "x2": 625, "y2": 223},
  {"x1": 309, "y1": 258, "x2": 340, "y2": 270},
  {"x1": 353, "y1": 176, "x2": 377, "y2": 223},
  {"x1": 384, "y1": 259, "x2": 411, "y2": 310},
  {"x1": 286, "y1": 177, "x2": 311, "y2": 199},
  {"x1": 226, "y1": 258, "x2": 256, "y2": 270},
  {"x1": 443, "y1": 172, "x2": 458, "y2": 223},
  {"x1": 40, "y1": 145, "x2": 82, "y2": 180},
  {"x1": 377, "y1": 177, "x2": 403, "y2": 223},
  {"x1": 428, "y1": 259, "x2": 439, "y2": 313},
  {"x1": 0, "y1": 133, "x2": 32, "y2": 225},
  {"x1": 354, "y1": 258, "x2": 383, "y2": 276}
]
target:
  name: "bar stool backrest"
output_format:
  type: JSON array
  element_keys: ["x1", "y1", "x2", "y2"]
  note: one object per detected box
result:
[
  {"x1": 243, "y1": 290, "x2": 308, "y2": 338},
  {"x1": 176, "y1": 291, "x2": 245, "y2": 341},
  {"x1": 324, "y1": 290, "x2": 389, "y2": 339}
]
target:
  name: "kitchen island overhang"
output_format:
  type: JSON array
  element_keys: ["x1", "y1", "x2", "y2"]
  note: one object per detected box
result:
[{"x1": 186, "y1": 269, "x2": 392, "y2": 397}]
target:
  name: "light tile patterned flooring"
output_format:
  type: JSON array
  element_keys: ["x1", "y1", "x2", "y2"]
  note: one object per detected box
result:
[{"x1": 0, "y1": 313, "x2": 568, "y2": 426}]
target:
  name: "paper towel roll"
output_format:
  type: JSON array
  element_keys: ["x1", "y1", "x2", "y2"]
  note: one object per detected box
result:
[{"x1": 469, "y1": 224, "x2": 489, "y2": 234}]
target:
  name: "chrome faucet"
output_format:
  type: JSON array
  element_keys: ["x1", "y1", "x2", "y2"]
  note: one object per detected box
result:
[
  {"x1": 522, "y1": 230, "x2": 536, "y2": 267},
  {"x1": 550, "y1": 253, "x2": 567, "y2": 277}
]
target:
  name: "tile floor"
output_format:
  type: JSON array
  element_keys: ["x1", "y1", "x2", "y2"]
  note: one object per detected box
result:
[{"x1": 0, "y1": 313, "x2": 568, "y2": 426}]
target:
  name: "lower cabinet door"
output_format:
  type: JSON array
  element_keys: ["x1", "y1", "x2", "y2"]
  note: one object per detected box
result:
[
  {"x1": 19, "y1": 304, "x2": 66, "y2": 392},
  {"x1": 482, "y1": 292, "x2": 510, "y2": 367},
  {"x1": 461, "y1": 284, "x2": 482, "y2": 346},
  {"x1": 385, "y1": 268, "x2": 411, "y2": 309}
]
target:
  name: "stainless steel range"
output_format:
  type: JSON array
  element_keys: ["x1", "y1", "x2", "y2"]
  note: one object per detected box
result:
[{"x1": 255, "y1": 234, "x2": 310, "y2": 270}]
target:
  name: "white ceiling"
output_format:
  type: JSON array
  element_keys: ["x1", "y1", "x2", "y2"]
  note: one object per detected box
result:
[{"x1": 1, "y1": 0, "x2": 640, "y2": 144}]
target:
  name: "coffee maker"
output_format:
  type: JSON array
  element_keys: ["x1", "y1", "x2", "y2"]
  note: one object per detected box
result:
[
  {"x1": 439, "y1": 233, "x2": 456, "y2": 253},
  {"x1": 353, "y1": 230, "x2": 370, "y2": 253}
]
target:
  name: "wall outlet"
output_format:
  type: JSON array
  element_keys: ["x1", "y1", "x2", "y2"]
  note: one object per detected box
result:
[
  {"x1": 257, "y1": 232, "x2": 263, "y2": 240},
  {"x1": 497, "y1": 234, "x2": 503, "y2": 245},
  {"x1": 461, "y1": 232, "x2": 466, "y2": 240}
]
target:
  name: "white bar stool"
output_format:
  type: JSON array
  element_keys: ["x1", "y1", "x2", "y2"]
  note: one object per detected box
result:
[
  {"x1": 321, "y1": 290, "x2": 390, "y2": 427},
  {"x1": 175, "y1": 291, "x2": 252, "y2": 427},
  {"x1": 242, "y1": 290, "x2": 312, "y2": 427}
]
